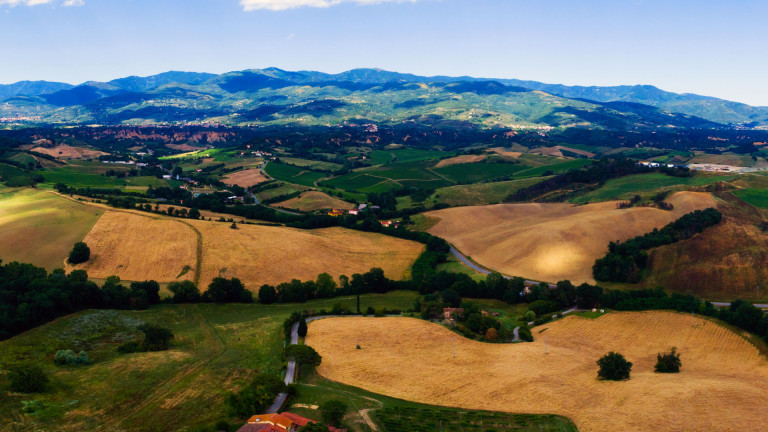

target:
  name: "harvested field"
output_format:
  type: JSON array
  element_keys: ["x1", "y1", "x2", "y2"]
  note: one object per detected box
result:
[
  {"x1": 67, "y1": 211, "x2": 198, "y2": 282},
  {"x1": 30, "y1": 144, "x2": 108, "y2": 159},
  {"x1": 308, "y1": 312, "x2": 768, "y2": 432},
  {"x1": 274, "y1": 191, "x2": 354, "y2": 212},
  {"x1": 486, "y1": 147, "x2": 522, "y2": 158},
  {"x1": 426, "y1": 191, "x2": 716, "y2": 283},
  {"x1": 222, "y1": 168, "x2": 269, "y2": 187},
  {"x1": 191, "y1": 221, "x2": 422, "y2": 288},
  {"x1": 434, "y1": 154, "x2": 487, "y2": 168},
  {"x1": 530, "y1": 146, "x2": 595, "y2": 158},
  {"x1": 67, "y1": 208, "x2": 422, "y2": 288},
  {"x1": 0, "y1": 189, "x2": 103, "y2": 269}
]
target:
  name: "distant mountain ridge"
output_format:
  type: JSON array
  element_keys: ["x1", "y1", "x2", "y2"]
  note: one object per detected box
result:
[{"x1": 0, "y1": 67, "x2": 765, "y2": 128}]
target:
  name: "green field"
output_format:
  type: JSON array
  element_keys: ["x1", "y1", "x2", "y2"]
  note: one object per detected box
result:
[
  {"x1": 279, "y1": 157, "x2": 343, "y2": 172},
  {"x1": 369, "y1": 149, "x2": 455, "y2": 165},
  {"x1": 0, "y1": 189, "x2": 103, "y2": 270},
  {"x1": 264, "y1": 162, "x2": 328, "y2": 187},
  {"x1": 431, "y1": 176, "x2": 550, "y2": 206},
  {"x1": 434, "y1": 162, "x2": 526, "y2": 184},
  {"x1": 571, "y1": 172, "x2": 737, "y2": 204},
  {"x1": 513, "y1": 158, "x2": 592, "y2": 179},
  {"x1": 323, "y1": 160, "x2": 454, "y2": 193},
  {"x1": 39, "y1": 166, "x2": 171, "y2": 189},
  {"x1": 159, "y1": 147, "x2": 237, "y2": 161},
  {"x1": 0, "y1": 292, "x2": 420, "y2": 432},
  {"x1": 733, "y1": 188, "x2": 768, "y2": 208}
]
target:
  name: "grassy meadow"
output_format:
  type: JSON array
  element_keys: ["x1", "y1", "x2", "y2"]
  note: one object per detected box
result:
[{"x1": 571, "y1": 172, "x2": 736, "y2": 204}]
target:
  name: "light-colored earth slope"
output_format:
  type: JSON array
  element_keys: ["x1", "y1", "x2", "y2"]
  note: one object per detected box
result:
[
  {"x1": 68, "y1": 209, "x2": 423, "y2": 289},
  {"x1": 0, "y1": 189, "x2": 103, "y2": 269},
  {"x1": 308, "y1": 312, "x2": 768, "y2": 432},
  {"x1": 434, "y1": 155, "x2": 487, "y2": 168},
  {"x1": 275, "y1": 191, "x2": 354, "y2": 212},
  {"x1": 426, "y1": 191, "x2": 717, "y2": 283},
  {"x1": 222, "y1": 168, "x2": 269, "y2": 187}
]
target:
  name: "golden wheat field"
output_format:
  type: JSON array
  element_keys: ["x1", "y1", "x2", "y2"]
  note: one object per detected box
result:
[
  {"x1": 307, "y1": 312, "x2": 768, "y2": 432},
  {"x1": 275, "y1": 191, "x2": 354, "y2": 211},
  {"x1": 426, "y1": 191, "x2": 717, "y2": 283},
  {"x1": 222, "y1": 168, "x2": 269, "y2": 187},
  {"x1": 190, "y1": 220, "x2": 422, "y2": 288},
  {"x1": 68, "y1": 209, "x2": 422, "y2": 288},
  {"x1": 66, "y1": 211, "x2": 198, "y2": 281}
]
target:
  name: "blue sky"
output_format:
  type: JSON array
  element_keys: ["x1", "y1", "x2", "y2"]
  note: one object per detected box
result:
[{"x1": 1, "y1": 0, "x2": 767, "y2": 105}]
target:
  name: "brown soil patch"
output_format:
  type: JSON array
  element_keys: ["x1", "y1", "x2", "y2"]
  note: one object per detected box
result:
[
  {"x1": 165, "y1": 143, "x2": 210, "y2": 152},
  {"x1": 529, "y1": 146, "x2": 595, "y2": 158},
  {"x1": 486, "y1": 147, "x2": 522, "y2": 158},
  {"x1": 30, "y1": 144, "x2": 108, "y2": 159},
  {"x1": 425, "y1": 191, "x2": 716, "y2": 283},
  {"x1": 434, "y1": 155, "x2": 487, "y2": 168},
  {"x1": 223, "y1": 168, "x2": 269, "y2": 187},
  {"x1": 275, "y1": 191, "x2": 354, "y2": 212},
  {"x1": 308, "y1": 313, "x2": 768, "y2": 432}
]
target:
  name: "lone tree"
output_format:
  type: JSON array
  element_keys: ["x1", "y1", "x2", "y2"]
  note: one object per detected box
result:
[
  {"x1": 68, "y1": 242, "x2": 90, "y2": 264},
  {"x1": 655, "y1": 347, "x2": 682, "y2": 373},
  {"x1": 297, "y1": 315, "x2": 308, "y2": 338},
  {"x1": 8, "y1": 364, "x2": 49, "y2": 393},
  {"x1": 138, "y1": 324, "x2": 174, "y2": 351},
  {"x1": 597, "y1": 351, "x2": 632, "y2": 380}
]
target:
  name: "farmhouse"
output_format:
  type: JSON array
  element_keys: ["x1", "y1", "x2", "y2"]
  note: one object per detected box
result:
[
  {"x1": 236, "y1": 412, "x2": 345, "y2": 432},
  {"x1": 328, "y1": 209, "x2": 346, "y2": 217},
  {"x1": 443, "y1": 307, "x2": 464, "y2": 320}
]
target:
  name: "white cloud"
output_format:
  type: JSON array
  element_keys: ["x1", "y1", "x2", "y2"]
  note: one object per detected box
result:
[
  {"x1": 0, "y1": 0, "x2": 83, "y2": 6},
  {"x1": 240, "y1": 0, "x2": 419, "y2": 12}
]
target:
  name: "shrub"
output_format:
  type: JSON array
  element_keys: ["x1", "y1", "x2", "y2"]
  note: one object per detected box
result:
[
  {"x1": 320, "y1": 399, "x2": 348, "y2": 427},
  {"x1": 517, "y1": 326, "x2": 533, "y2": 342},
  {"x1": 169, "y1": 280, "x2": 200, "y2": 303},
  {"x1": 53, "y1": 349, "x2": 90, "y2": 366},
  {"x1": 258, "y1": 284, "x2": 277, "y2": 304},
  {"x1": 117, "y1": 341, "x2": 143, "y2": 354},
  {"x1": 523, "y1": 311, "x2": 536, "y2": 322},
  {"x1": 8, "y1": 364, "x2": 49, "y2": 393},
  {"x1": 67, "y1": 242, "x2": 90, "y2": 264},
  {"x1": 655, "y1": 347, "x2": 682, "y2": 373},
  {"x1": 485, "y1": 327, "x2": 498, "y2": 341},
  {"x1": 138, "y1": 324, "x2": 174, "y2": 351},
  {"x1": 597, "y1": 352, "x2": 632, "y2": 380},
  {"x1": 285, "y1": 344, "x2": 322, "y2": 370}
]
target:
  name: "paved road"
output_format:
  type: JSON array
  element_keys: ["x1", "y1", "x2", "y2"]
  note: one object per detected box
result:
[
  {"x1": 712, "y1": 302, "x2": 768, "y2": 308},
  {"x1": 449, "y1": 246, "x2": 556, "y2": 288},
  {"x1": 267, "y1": 317, "x2": 327, "y2": 413}
]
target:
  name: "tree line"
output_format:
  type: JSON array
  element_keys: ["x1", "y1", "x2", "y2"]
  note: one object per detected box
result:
[{"x1": 593, "y1": 207, "x2": 722, "y2": 282}]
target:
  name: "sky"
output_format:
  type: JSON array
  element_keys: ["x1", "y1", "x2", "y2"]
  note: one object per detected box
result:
[{"x1": 1, "y1": 0, "x2": 767, "y2": 106}]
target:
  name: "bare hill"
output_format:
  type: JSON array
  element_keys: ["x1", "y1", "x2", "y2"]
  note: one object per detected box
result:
[
  {"x1": 426, "y1": 191, "x2": 716, "y2": 283},
  {"x1": 308, "y1": 312, "x2": 768, "y2": 432}
]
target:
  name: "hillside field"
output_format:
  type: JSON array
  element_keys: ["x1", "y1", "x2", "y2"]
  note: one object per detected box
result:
[
  {"x1": 307, "y1": 312, "x2": 768, "y2": 432},
  {"x1": 274, "y1": 191, "x2": 355, "y2": 211},
  {"x1": 571, "y1": 172, "x2": 737, "y2": 204},
  {"x1": 222, "y1": 168, "x2": 269, "y2": 187},
  {"x1": 426, "y1": 191, "x2": 717, "y2": 283},
  {"x1": 67, "y1": 209, "x2": 423, "y2": 289},
  {"x1": 0, "y1": 189, "x2": 103, "y2": 270}
]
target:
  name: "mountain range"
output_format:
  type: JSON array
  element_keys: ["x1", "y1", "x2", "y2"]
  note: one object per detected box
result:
[{"x1": 1, "y1": 68, "x2": 766, "y2": 129}]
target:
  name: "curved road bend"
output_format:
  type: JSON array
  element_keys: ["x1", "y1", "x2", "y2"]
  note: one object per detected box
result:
[{"x1": 449, "y1": 246, "x2": 556, "y2": 288}]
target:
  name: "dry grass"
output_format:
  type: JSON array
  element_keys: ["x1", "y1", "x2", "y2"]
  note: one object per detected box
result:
[
  {"x1": 0, "y1": 189, "x2": 103, "y2": 270},
  {"x1": 434, "y1": 155, "x2": 487, "y2": 168},
  {"x1": 275, "y1": 191, "x2": 354, "y2": 212},
  {"x1": 426, "y1": 191, "x2": 716, "y2": 283},
  {"x1": 30, "y1": 144, "x2": 108, "y2": 159},
  {"x1": 485, "y1": 147, "x2": 523, "y2": 158},
  {"x1": 66, "y1": 211, "x2": 198, "y2": 282},
  {"x1": 222, "y1": 168, "x2": 269, "y2": 187},
  {"x1": 191, "y1": 220, "x2": 422, "y2": 288},
  {"x1": 66, "y1": 208, "x2": 422, "y2": 288},
  {"x1": 308, "y1": 312, "x2": 768, "y2": 432}
]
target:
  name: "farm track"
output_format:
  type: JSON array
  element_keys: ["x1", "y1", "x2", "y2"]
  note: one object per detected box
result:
[{"x1": 176, "y1": 219, "x2": 204, "y2": 285}]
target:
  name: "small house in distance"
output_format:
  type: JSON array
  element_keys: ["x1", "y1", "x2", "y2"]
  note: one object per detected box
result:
[
  {"x1": 443, "y1": 307, "x2": 464, "y2": 320},
  {"x1": 236, "y1": 412, "x2": 345, "y2": 432},
  {"x1": 328, "y1": 209, "x2": 346, "y2": 217}
]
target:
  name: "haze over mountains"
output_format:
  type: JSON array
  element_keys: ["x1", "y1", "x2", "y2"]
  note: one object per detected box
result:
[{"x1": 2, "y1": 68, "x2": 767, "y2": 129}]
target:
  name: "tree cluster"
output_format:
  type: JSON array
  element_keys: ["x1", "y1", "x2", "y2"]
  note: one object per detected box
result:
[{"x1": 593, "y1": 208, "x2": 722, "y2": 282}]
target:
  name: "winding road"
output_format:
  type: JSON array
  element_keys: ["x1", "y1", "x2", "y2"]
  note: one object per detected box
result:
[{"x1": 449, "y1": 246, "x2": 556, "y2": 288}]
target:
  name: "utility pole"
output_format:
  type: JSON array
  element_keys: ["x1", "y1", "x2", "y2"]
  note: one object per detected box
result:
[{"x1": 453, "y1": 336, "x2": 456, "y2": 359}]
